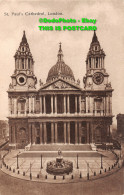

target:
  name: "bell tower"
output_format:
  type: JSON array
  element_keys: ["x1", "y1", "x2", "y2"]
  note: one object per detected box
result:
[
  {"x1": 84, "y1": 31, "x2": 111, "y2": 90},
  {"x1": 9, "y1": 31, "x2": 37, "y2": 91}
]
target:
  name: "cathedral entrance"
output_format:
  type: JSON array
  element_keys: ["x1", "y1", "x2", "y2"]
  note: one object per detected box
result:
[
  {"x1": 47, "y1": 123, "x2": 51, "y2": 143},
  {"x1": 18, "y1": 128, "x2": 27, "y2": 148},
  {"x1": 36, "y1": 137, "x2": 40, "y2": 144},
  {"x1": 81, "y1": 122, "x2": 87, "y2": 144},
  {"x1": 95, "y1": 126, "x2": 101, "y2": 143},
  {"x1": 57, "y1": 122, "x2": 64, "y2": 143},
  {"x1": 81, "y1": 137, "x2": 86, "y2": 144},
  {"x1": 70, "y1": 122, "x2": 75, "y2": 144}
]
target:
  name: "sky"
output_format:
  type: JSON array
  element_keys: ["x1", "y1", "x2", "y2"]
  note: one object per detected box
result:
[{"x1": 0, "y1": 0, "x2": 124, "y2": 125}]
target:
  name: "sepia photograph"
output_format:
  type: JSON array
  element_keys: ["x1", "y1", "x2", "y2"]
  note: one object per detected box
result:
[{"x1": 0, "y1": 0, "x2": 124, "y2": 194}]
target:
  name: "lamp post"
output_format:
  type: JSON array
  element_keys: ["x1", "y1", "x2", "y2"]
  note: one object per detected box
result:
[
  {"x1": 41, "y1": 154, "x2": 43, "y2": 169},
  {"x1": 101, "y1": 154, "x2": 103, "y2": 169},
  {"x1": 120, "y1": 139, "x2": 121, "y2": 158},
  {"x1": 87, "y1": 162, "x2": 89, "y2": 180},
  {"x1": 30, "y1": 162, "x2": 32, "y2": 180},
  {"x1": 118, "y1": 134, "x2": 122, "y2": 159},
  {"x1": 77, "y1": 154, "x2": 79, "y2": 169},
  {"x1": 17, "y1": 154, "x2": 19, "y2": 169}
]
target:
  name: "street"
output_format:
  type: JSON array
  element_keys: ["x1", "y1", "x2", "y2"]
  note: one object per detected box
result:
[{"x1": 0, "y1": 167, "x2": 123, "y2": 195}]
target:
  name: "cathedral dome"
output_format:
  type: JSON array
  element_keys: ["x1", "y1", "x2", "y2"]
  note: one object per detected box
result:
[{"x1": 46, "y1": 43, "x2": 75, "y2": 83}]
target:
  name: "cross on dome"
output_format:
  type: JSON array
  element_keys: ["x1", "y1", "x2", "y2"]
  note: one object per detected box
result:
[{"x1": 57, "y1": 42, "x2": 63, "y2": 61}]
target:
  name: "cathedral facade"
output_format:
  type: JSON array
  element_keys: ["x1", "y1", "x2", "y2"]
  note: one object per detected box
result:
[{"x1": 8, "y1": 31, "x2": 113, "y2": 149}]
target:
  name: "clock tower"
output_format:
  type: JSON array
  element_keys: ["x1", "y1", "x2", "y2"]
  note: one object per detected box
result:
[
  {"x1": 9, "y1": 31, "x2": 37, "y2": 91},
  {"x1": 84, "y1": 31, "x2": 111, "y2": 90}
]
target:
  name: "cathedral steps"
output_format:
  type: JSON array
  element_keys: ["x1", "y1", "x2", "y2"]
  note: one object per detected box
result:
[
  {"x1": 18, "y1": 144, "x2": 102, "y2": 158},
  {"x1": 19, "y1": 151, "x2": 100, "y2": 158},
  {"x1": 30, "y1": 144, "x2": 92, "y2": 152}
]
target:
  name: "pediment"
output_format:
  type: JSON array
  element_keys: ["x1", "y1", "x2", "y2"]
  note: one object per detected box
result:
[{"x1": 39, "y1": 79, "x2": 81, "y2": 91}]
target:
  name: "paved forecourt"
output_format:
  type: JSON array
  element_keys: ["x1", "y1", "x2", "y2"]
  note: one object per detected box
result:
[{"x1": 1, "y1": 148, "x2": 119, "y2": 183}]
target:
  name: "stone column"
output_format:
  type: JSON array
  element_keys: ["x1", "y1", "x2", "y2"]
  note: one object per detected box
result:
[
  {"x1": 32, "y1": 124, "x2": 35, "y2": 144},
  {"x1": 75, "y1": 122, "x2": 78, "y2": 144},
  {"x1": 64, "y1": 122, "x2": 66, "y2": 144},
  {"x1": 90, "y1": 97, "x2": 93, "y2": 114},
  {"x1": 9, "y1": 124, "x2": 12, "y2": 143},
  {"x1": 91, "y1": 58, "x2": 93, "y2": 68},
  {"x1": 40, "y1": 96, "x2": 42, "y2": 113},
  {"x1": 93, "y1": 98, "x2": 95, "y2": 115},
  {"x1": 29, "y1": 97, "x2": 31, "y2": 113},
  {"x1": 110, "y1": 96, "x2": 112, "y2": 114},
  {"x1": 67, "y1": 95, "x2": 70, "y2": 114},
  {"x1": 55, "y1": 95, "x2": 57, "y2": 114},
  {"x1": 67, "y1": 122, "x2": 70, "y2": 144},
  {"x1": 43, "y1": 122, "x2": 47, "y2": 144},
  {"x1": 14, "y1": 98, "x2": 17, "y2": 115},
  {"x1": 43, "y1": 96, "x2": 46, "y2": 114},
  {"x1": 25, "y1": 99, "x2": 27, "y2": 115},
  {"x1": 91, "y1": 123, "x2": 94, "y2": 143},
  {"x1": 51, "y1": 95, "x2": 53, "y2": 114},
  {"x1": 79, "y1": 96, "x2": 82, "y2": 114},
  {"x1": 87, "y1": 122, "x2": 90, "y2": 143},
  {"x1": 51, "y1": 122, "x2": 54, "y2": 143},
  {"x1": 86, "y1": 97, "x2": 88, "y2": 113},
  {"x1": 88, "y1": 59, "x2": 89, "y2": 69},
  {"x1": 99, "y1": 57, "x2": 101, "y2": 68},
  {"x1": 79, "y1": 122, "x2": 82, "y2": 144},
  {"x1": 8, "y1": 97, "x2": 11, "y2": 115},
  {"x1": 103, "y1": 97, "x2": 105, "y2": 115},
  {"x1": 103, "y1": 57, "x2": 105, "y2": 68},
  {"x1": 40, "y1": 123, "x2": 43, "y2": 144},
  {"x1": 75, "y1": 96, "x2": 77, "y2": 113},
  {"x1": 55, "y1": 122, "x2": 57, "y2": 143},
  {"x1": 108, "y1": 96, "x2": 110, "y2": 114},
  {"x1": 64, "y1": 95, "x2": 66, "y2": 114},
  {"x1": 106, "y1": 96, "x2": 108, "y2": 115},
  {"x1": 94, "y1": 101, "x2": 97, "y2": 115},
  {"x1": 94, "y1": 58, "x2": 96, "y2": 68},
  {"x1": 98, "y1": 58, "x2": 100, "y2": 68},
  {"x1": 12, "y1": 98, "x2": 14, "y2": 114},
  {"x1": 13, "y1": 125, "x2": 16, "y2": 144},
  {"x1": 28, "y1": 123, "x2": 31, "y2": 144},
  {"x1": 25, "y1": 58, "x2": 27, "y2": 69},
  {"x1": 33, "y1": 96, "x2": 35, "y2": 113},
  {"x1": 104, "y1": 96, "x2": 106, "y2": 115},
  {"x1": 88, "y1": 96, "x2": 90, "y2": 113}
]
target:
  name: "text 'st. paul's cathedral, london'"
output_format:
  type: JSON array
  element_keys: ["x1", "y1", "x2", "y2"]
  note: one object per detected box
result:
[{"x1": 8, "y1": 31, "x2": 113, "y2": 149}]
